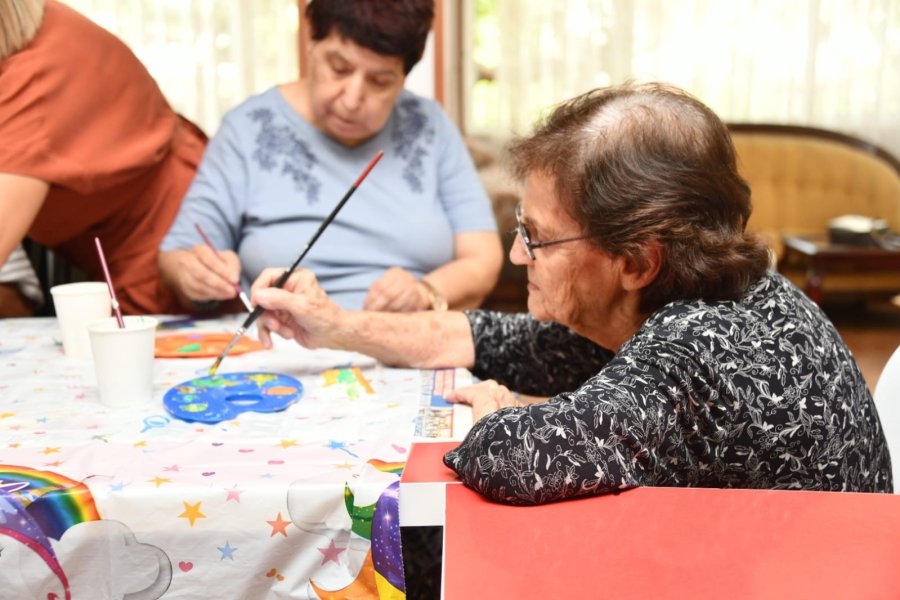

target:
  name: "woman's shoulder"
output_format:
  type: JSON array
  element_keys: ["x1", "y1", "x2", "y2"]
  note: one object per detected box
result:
[{"x1": 221, "y1": 87, "x2": 284, "y2": 120}]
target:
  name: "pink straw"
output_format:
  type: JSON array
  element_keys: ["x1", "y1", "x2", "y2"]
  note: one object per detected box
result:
[{"x1": 93, "y1": 237, "x2": 125, "y2": 329}]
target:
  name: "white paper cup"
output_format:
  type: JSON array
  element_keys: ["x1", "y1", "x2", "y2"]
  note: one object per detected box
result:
[
  {"x1": 50, "y1": 282, "x2": 112, "y2": 359},
  {"x1": 88, "y1": 316, "x2": 158, "y2": 407}
]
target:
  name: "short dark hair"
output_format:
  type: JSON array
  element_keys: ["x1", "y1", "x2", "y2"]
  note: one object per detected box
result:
[
  {"x1": 508, "y1": 82, "x2": 770, "y2": 312},
  {"x1": 305, "y1": 0, "x2": 434, "y2": 75}
]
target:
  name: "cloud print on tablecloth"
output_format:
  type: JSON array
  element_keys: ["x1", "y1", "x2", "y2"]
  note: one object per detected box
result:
[{"x1": 0, "y1": 466, "x2": 172, "y2": 599}]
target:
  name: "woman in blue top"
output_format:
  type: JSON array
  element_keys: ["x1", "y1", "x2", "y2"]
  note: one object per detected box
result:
[{"x1": 159, "y1": 0, "x2": 502, "y2": 313}]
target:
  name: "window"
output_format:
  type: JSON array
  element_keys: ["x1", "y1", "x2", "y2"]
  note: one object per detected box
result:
[
  {"x1": 65, "y1": 0, "x2": 299, "y2": 136},
  {"x1": 468, "y1": 0, "x2": 900, "y2": 158}
]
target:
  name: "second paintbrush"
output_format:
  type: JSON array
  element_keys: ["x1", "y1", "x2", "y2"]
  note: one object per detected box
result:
[{"x1": 208, "y1": 149, "x2": 386, "y2": 375}]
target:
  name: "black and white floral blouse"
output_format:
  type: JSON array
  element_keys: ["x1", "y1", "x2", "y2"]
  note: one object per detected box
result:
[{"x1": 444, "y1": 272, "x2": 893, "y2": 504}]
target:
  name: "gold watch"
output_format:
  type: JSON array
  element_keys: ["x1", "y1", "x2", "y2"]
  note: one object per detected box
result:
[{"x1": 419, "y1": 279, "x2": 448, "y2": 311}]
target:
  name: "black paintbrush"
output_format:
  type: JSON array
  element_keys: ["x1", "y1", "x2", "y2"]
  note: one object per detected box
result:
[{"x1": 208, "y1": 150, "x2": 385, "y2": 375}]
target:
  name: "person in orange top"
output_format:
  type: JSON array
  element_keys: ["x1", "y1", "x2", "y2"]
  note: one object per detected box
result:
[{"x1": 0, "y1": 0, "x2": 206, "y2": 315}]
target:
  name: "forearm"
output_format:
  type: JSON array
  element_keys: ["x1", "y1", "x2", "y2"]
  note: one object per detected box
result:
[
  {"x1": 425, "y1": 231, "x2": 503, "y2": 310},
  {"x1": 333, "y1": 310, "x2": 476, "y2": 369},
  {"x1": 157, "y1": 250, "x2": 201, "y2": 311},
  {"x1": 0, "y1": 173, "x2": 49, "y2": 264},
  {"x1": 424, "y1": 258, "x2": 498, "y2": 310}
]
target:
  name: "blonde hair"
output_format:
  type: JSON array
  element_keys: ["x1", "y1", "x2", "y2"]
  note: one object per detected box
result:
[{"x1": 0, "y1": 0, "x2": 45, "y2": 60}]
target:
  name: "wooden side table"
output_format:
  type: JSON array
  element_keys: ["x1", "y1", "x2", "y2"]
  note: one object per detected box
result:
[{"x1": 781, "y1": 233, "x2": 900, "y2": 304}]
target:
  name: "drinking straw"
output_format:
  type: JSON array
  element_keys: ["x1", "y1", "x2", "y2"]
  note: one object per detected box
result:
[{"x1": 93, "y1": 237, "x2": 125, "y2": 329}]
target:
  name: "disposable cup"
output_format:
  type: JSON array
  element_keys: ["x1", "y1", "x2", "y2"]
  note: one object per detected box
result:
[
  {"x1": 50, "y1": 282, "x2": 112, "y2": 359},
  {"x1": 87, "y1": 316, "x2": 158, "y2": 407}
]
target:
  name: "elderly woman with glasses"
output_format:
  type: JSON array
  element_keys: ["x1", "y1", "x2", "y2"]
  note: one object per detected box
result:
[{"x1": 249, "y1": 82, "x2": 893, "y2": 504}]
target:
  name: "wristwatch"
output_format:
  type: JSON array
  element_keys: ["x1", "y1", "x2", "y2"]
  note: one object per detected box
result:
[{"x1": 419, "y1": 279, "x2": 448, "y2": 311}]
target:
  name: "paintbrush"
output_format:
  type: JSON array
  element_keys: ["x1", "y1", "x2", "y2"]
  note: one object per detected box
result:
[
  {"x1": 194, "y1": 222, "x2": 254, "y2": 312},
  {"x1": 208, "y1": 149, "x2": 385, "y2": 376},
  {"x1": 94, "y1": 237, "x2": 125, "y2": 328}
]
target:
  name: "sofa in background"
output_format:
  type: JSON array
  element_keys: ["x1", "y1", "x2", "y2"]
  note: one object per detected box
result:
[{"x1": 730, "y1": 124, "x2": 900, "y2": 302}]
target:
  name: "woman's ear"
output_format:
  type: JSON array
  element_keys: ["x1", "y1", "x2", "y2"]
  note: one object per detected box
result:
[{"x1": 621, "y1": 240, "x2": 663, "y2": 291}]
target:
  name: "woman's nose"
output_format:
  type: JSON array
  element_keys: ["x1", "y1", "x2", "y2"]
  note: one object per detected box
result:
[{"x1": 341, "y1": 75, "x2": 365, "y2": 112}]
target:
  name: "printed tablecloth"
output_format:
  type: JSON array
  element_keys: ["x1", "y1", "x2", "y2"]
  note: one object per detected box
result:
[{"x1": 0, "y1": 315, "x2": 434, "y2": 599}]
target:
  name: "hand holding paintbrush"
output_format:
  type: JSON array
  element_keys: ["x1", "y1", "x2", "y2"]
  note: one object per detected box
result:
[
  {"x1": 208, "y1": 150, "x2": 385, "y2": 375},
  {"x1": 194, "y1": 223, "x2": 253, "y2": 312}
]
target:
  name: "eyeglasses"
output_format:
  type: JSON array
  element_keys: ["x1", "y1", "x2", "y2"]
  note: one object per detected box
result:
[{"x1": 514, "y1": 203, "x2": 590, "y2": 260}]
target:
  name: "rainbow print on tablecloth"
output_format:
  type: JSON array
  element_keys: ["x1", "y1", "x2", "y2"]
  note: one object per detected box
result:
[
  {"x1": 366, "y1": 459, "x2": 405, "y2": 475},
  {"x1": 0, "y1": 465, "x2": 102, "y2": 599},
  {"x1": 0, "y1": 464, "x2": 101, "y2": 540}
]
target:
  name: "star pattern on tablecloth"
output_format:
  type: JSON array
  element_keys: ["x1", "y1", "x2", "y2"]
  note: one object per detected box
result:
[
  {"x1": 267, "y1": 512, "x2": 290, "y2": 537},
  {"x1": 225, "y1": 485, "x2": 244, "y2": 502},
  {"x1": 325, "y1": 440, "x2": 358, "y2": 458},
  {"x1": 218, "y1": 540, "x2": 237, "y2": 560},
  {"x1": 164, "y1": 464, "x2": 180, "y2": 472},
  {"x1": 149, "y1": 476, "x2": 172, "y2": 487},
  {"x1": 41, "y1": 447, "x2": 60, "y2": 455},
  {"x1": 179, "y1": 501, "x2": 206, "y2": 526},
  {"x1": 317, "y1": 539, "x2": 345, "y2": 566},
  {"x1": 133, "y1": 440, "x2": 147, "y2": 448},
  {"x1": 278, "y1": 439, "x2": 298, "y2": 448}
]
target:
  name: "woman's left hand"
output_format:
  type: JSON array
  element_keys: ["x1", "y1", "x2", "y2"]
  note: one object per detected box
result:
[
  {"x1": 446, "y1": 380, "x2": 523, "y2": 422},
  {"x1": 363, "y1": 267, "x2": 430, "y2": 312}
]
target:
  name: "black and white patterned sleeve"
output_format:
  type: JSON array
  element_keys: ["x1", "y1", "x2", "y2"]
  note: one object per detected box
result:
[
  {"x1": 443, "y1": 350, "x2": 687, "y2": 505},
  {"x1": 466, "y1": 310, "x2": 614, "y2": 396}
]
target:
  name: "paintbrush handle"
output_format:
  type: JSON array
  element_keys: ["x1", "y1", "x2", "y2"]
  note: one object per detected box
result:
[
  {"x1": 239, "y1": 151, "x2": 385, "y2": 331},
  {"x1": 209, "y1": 150, "x2": 384, "y2": 375}
]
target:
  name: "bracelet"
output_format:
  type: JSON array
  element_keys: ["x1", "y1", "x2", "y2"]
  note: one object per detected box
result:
[{"x1": 419, "y1": 279, "x2": 448, "y2": 311}]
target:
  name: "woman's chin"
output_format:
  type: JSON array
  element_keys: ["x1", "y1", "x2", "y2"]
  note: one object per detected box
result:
[{"x1": 526, "y1": 295, "x2": 549, "y2": 320}]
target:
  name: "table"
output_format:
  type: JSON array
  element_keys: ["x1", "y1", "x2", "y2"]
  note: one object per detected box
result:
[
  {"x1": 781, "y1": 233, "x2": 900, "y2": 304},
  {"x1": 0, "y1": 315, "x2": 469, "y2": 598}
]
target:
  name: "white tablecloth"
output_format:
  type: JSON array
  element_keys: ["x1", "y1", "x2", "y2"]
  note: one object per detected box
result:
[{"x1": 0, "y1": 315, "x2": 461, "y2": 598}]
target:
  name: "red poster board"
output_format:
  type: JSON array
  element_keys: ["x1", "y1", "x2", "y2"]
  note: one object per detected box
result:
[{"x1": 444, "y1": 485, "x2": 900, "y2": 599}]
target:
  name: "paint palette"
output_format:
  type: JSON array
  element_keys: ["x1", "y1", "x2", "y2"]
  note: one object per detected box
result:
[
  {"x1": 154, "y1": 333, "x2": 264, "y2": 358},
  {"x1": 163, "y1": 372, "x2": 303, "y2": 424}
]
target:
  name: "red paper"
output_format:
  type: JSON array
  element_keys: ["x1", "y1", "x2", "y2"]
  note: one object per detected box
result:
[{"x1": 444, "y1": 485, "x2": 900, "y2": 599}]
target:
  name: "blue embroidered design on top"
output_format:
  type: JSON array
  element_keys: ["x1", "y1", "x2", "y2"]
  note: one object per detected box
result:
[
  {"x1": 391, "y1": 97, "x2": 434, "y2": 193},
  {"x1": 249, "y1": 108, "x2": 321, "y2": 203}
]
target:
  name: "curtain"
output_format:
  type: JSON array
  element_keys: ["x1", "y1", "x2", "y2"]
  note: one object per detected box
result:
[
  {"x1": 63, "y1": 0, "x2": 299, "y2": 136},
  {"x1": 470, "y1": 0, "x2": 900, "y2": 158}
]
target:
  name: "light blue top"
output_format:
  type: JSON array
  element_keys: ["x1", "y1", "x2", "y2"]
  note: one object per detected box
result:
[{"x1": 161, "y1": 87, "x2": 496, "y2": 309}]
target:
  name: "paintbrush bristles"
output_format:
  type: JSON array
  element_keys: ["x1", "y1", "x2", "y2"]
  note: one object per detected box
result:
[{"x1": 208, "y1": 326, "x2": 245, "y2": 376}]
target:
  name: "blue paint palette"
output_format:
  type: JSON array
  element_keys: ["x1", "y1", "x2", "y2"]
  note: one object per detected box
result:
[{"x1": 163, "y1": 372, "x2": 303, "y2": 424}]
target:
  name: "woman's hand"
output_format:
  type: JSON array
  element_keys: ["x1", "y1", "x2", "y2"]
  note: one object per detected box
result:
[
  {"x1": 446, "y1": 380, "x2": 523, "y2": 422},
  {"x1": 159, "y1": 245, "x2": 241, "y2": 303},
  {"x1": 363, "y1": 267, "x2": 431, "y2": 312},
  {"x1": 251, "y1": 268, "x2": 344, "y2": 350}
]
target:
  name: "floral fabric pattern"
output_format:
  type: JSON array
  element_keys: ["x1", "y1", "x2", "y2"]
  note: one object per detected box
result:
[
  {"x1": 445, "y1": 272, "x2": 893, "y2": 504},
  {"x1": 391, "y1": 96, "x2": 434, "y2": 194},
  {"x1": 249, "y1": 108, "x2": 320, "y2": 203}
]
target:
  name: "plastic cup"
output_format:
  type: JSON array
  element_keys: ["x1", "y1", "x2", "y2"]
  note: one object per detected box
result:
[
  {"x1": 50, "y1": 282, "x2": 112, "y2": 359},
  {"x1": 87, "y1": 316, "x2": 158, "y2": 407}
]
